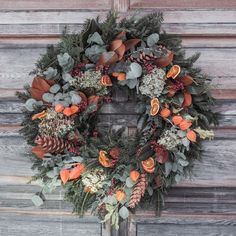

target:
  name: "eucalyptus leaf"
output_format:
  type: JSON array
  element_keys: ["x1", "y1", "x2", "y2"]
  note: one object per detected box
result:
[
  {"x1": 173, "y1": 93, "x2": 184, "y2": 106},
  {"x1": 147, "y1": 186, "x2": 153, "y2": 196},
  {"x1": 182, "y1": 137, "x2": 190, "y2": 147},
  {"x1": 106, "y1": 195, "x2": 117, "y2": 205},
  {"x1": 126, "y1": 62, "x2": 142, "y2": 79},
  {"x1": 57, "y1": 53, "x2": 74, "y2": 73},
  {"x1": 43, "y1": 67, "x2": 57, "y2": 79},
  {"x1": 175, "y1": 174, "x2": 183, "y2": 183},
  {"x1": 87, "y1": 32, "x2": 104, "y2": 45},
  {"x1": 85, "y1": 45, "x2": 106, "y2": 63},
  {"x1": 42, "y1": 93, "x2": 54, "y2": 103},
  {"x1": 54, "y1": 92, "x2": 63, "y2": 101},
  {"x1": 72, "y1": 156, "x2": 84, "y2": 162},
  {"x1": 147, "y1": 33, "x2": 159, "y2": 47},
  {"x1": 49, "y1": 84, "x2": 61, "y2": 94},
  {"x1": 25, "y1": 98, "x2": 37, "y2": 111},
  {"x1": 31, "y1": 194, "x2": 44, "y2": 207},
  {"x1": 165, "y1": 162, "x2": 173, "y2": 177},
  {"x1": 71, "y1": 93, "x2": 82, "y2": 104},
  {"x1": 178, "y1": 159, "x2": 189, "y2": 167},
  {"x1": 126, "y1": 177, "x2": 136, "y2": 188},
  {"x1": 119, "y1": 206, "x2": 129, "y2": 219},
  {"x1": 172, "y1": 162, "x2": 178, "y2": 172},
  {"x1": 62, "y1": 73, "x2": 73, "y2": 82},
  {"x1": 187, "y1": 85, "x2": 204, "y2": 95},
  {"x1": 126, "y1": 78, "x2": 138, "y2": 89}
]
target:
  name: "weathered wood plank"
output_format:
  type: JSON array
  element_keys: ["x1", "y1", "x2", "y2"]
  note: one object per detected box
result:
[
  {"x1": 0, "y1": 23, "x2": 235, "y2": 36},
  {"x1": 0, "y1": 0, "x2": 112, "y2": 10},
  {"x1": 1, "y1": 10, "x2": 235, "y2": 24},
  {"x1": 1, "y1": 36, "x2": 236, "y2": 49},
  {"x1": 1, "y1": 99, "x2": 234, "y2": 115},
  {"x1": 130, "y1": 215, "x2": 236, "y2": 236},
  {"x1": 0, "y1": 48, "x2": 235, "y2": 89},
  {"x1": 0, "y1": 212, "x2": 102, "y2": 236},
  {"x1": 0, "y1": 99, "x2": 235, "y2": 128},
  {"x1": 130, "y1": 0, "x2": 236, "y2": 9},
  {"x1": 0, "y1": 88, "x2": 234, "y2": 100},
  {"x1": 0, "y1": 136, "x2": 235, "y2": 187}
]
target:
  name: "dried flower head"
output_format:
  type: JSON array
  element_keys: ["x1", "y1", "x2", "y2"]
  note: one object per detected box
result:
[
  {"x1": 69, "y1": 70, "x2": 108, "y2": 95},
  {"x1": 157, "y1": 130, "x2": 181, "y2": 151},
  {"x1": 38, "y1": 108, "x2": 74, "y2": 137},
  {"x1": 139, "y1": 68, "x2": 166, "y2": 98},
  {"x1": 81, "y1": 168, "x2": 107, "y2": 193}
]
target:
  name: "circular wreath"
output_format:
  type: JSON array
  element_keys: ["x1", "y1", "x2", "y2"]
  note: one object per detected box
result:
[{"x1": 17, "y1": 12, "x2": 217, "y2": 228}]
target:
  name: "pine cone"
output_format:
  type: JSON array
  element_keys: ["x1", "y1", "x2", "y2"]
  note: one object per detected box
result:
[
  {"x1": 35, "y1": 136, "x2": 74, "y2": 154},
  {"x1": 128, "y1": 173, "x2": 148, "y2": 208},
  {"x1": 128, "y1": 51, "x2": 157, "y2": 64}
]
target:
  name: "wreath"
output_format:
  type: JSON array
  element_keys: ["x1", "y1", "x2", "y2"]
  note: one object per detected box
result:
[{"x1": 17, "y1": 12, "x2": 218, "y2": 228}]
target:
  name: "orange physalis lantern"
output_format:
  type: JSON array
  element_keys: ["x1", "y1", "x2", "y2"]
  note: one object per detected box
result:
[
  {"x1": 187, "y1": 130, "x2": 197, "y2": 142},
  {"x1": 115, "y1": 190, "x2": 126, "y2": 202},
  {"x1": 130, "y1": 170, "x2": 140, "y2": 182}
]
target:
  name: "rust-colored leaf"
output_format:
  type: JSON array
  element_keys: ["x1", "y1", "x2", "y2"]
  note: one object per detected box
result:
[
  {"x1": 124, "y1": 39, "x2": 141, "y2": 52},
  {"x1": 30, "y1": 88, "x2": 45, "y2": 101},
  {"x1": 60, "y1": 169, "x2": 70, "y2": 184},
  {"x1": 88, "y1": 95, "x2": 100, "y2": 106},
  {"x1": 115, "y1": 44, "x2": 125, "y2": 60},
  {"x1": 110, "y1": 39, "x2": 123, "y2": 51},
  {"x1": 32, "y1": 145, "x2": 45, "y2": 159},
  {"x1": 182, "y1": 75, "x2": 194, "y2": 86},
  {"x1": 79, "y1": 91, "x2": 88, "y2": 103},
  {"x1": 155, "y1": 50, "x2": 174, "y2": 68},
  {"x1": 182, "y1": 91, "x2": 192, "y2": 107},
  {"x1": 116, "y1": 31, "x2": 126, "y2": 39},
  {"x1": 32, "y1": 77, "x2": 51, "y2": 92}
]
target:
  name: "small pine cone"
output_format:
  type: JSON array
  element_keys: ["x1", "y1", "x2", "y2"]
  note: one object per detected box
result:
[
  {"x1": 35, "y1": 136, "x2": 74, "y2": 154},
  {"x1": 128, "y1": 173, "x2": 148, "y2": 208},
  {"x1": 128, "y1": 51, "x2": 157, "y2": 64}
]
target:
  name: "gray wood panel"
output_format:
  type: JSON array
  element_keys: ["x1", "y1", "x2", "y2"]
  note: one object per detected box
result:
[
  {"x1": 0, "y1": 213, "x2": 102, "y2": 236},
  {"x1": 0, "y1": 5, "x2": 236, "y2": 236},
  {"x1": 131, "y1": 216, "x2": 236, "y2": 236},
  {"x1": 1, "y1": 47, "x2": 235, "y2": 90}
]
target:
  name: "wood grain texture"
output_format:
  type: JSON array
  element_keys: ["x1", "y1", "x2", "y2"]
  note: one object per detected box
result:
[
  {"x1": 0, "y1": 0, "x2": 112, "y2": 10},
  {"x1": 130, "y1": 0, "x2": 236, "y2": 9},
  {"x1": 1, "y1": 48, "x2": 235, "y2": 90},
  {"x1": 129, "y1": 215, "x2": 236, "y2": 236},
  {"x1": 0, "y1": 5, "x2": 236, "y2": 236},
  {"x1": 0, "y1": 213, "x2": 102, "y2": 236}
]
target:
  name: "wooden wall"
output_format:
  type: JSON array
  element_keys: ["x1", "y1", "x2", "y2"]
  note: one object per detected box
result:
[{"x1": 0, "y1": 1, "x2": 236, "y2": 235}]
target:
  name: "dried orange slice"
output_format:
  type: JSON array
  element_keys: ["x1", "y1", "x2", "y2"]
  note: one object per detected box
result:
[
  {"x1": 101, "y1": 75, "x2": 112, "y2": 86},
  {"x1": 150, "y1": 98, "x2": 160, "y2": 116},
  {"x1": 166, "y1": 65, "x2": 181, "y2": 79},
  {"x1": 151, "y1": 97, "x2": 159, "y2": 106},
  {"x1": 141, "y1": 157, "x2": 155, "y2": 173},
  {"x1": 98, "y1": 150, "x2": 113, "y2": 167}
]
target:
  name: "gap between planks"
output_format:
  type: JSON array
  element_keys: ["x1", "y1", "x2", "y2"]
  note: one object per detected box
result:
[{"x1": 1, "y1": 89, "x2": 236, "y2": 100}]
